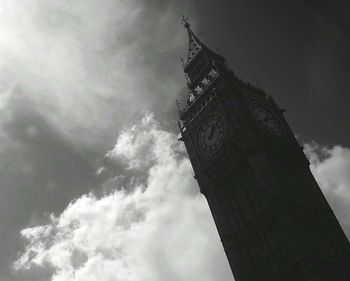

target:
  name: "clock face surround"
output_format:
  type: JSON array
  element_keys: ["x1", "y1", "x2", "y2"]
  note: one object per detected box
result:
[
  {"x1": 250, "y1": 103, "x2": 285, "y2": 136},
  {"x1": 196, "y1": 113, "x2": 228, "y2": 157}
]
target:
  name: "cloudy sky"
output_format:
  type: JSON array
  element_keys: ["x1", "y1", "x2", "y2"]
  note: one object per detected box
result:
[{"x1": 0, "y1": 0, "x2": 349, "y2": 280}]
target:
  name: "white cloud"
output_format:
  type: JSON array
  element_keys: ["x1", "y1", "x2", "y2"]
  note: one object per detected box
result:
[
  {"x1": 304, "y1": 142, "x2": 350, "y2": 237},
  {"x1": 15, "y1": 114, "x2": 233, "y2": 281},
  {"x1": 107, "y1": 112, "x2": 184, "y2": 170}
]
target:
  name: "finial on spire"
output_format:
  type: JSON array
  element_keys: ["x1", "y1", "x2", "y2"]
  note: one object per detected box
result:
[
  {"x1": 180, "y1": 56, "x2": 185, "y2": 66},
  {"x1": 176, "y1": 99, "x2": 181, "y2": 112},
  {"x1": 182, "y1": 15, "x2": 190, "y2": 29}
]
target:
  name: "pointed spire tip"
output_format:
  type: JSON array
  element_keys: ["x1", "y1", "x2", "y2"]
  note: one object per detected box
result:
[{"x1": 182, "y1": 15, "x2": 190, "y2": 29}]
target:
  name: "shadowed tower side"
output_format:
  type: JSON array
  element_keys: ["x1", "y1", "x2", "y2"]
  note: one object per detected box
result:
[{"x1": 177, "y1": 17, "x2": 350, "y2": 281}]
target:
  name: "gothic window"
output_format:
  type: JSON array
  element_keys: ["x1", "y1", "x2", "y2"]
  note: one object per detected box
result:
[
  {"x1": 189, "y1": 93, "x2": 195, "y2": 102},
  {"x1": 195, "y1": 85, "x2": 202, "y2": 94},
  {"x1": 201, "y1": 77, "x2": 209, "y2": 86},
  {"x1": 209, "y1": 69, "x2": 218, "y2": 78}
]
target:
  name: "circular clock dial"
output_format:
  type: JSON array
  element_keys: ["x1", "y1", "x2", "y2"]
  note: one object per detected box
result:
[
  {"x1": 251, "y1": 104, "x2": 285, "y2": 136},
  {"x1": 196, "y1": 114, "x2": 227, "y2": 156}
]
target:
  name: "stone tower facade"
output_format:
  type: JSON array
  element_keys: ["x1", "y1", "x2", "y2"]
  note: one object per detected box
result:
[{"x1": 177, "y1": 18, "x2": 350, "y2": 281}]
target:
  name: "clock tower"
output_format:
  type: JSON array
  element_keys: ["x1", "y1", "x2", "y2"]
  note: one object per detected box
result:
[{"x1": 177, "y1": 18, "x2": 350, "y2": 281}]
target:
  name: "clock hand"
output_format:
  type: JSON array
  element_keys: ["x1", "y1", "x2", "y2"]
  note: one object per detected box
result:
[
  {"x1": 208, "y1": 126, "x2": 215, "y2": 140},
  {"x1": 208, "y1": 116, "x2": 222, "y2": 140}
]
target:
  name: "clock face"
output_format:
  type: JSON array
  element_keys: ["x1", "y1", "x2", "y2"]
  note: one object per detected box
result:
[
  {"x1": 196, "y1": 114, "x2": 227, "y2": 156},
  {"x1": 251, "y1": 104, "x2": 285, "y2": 136}
]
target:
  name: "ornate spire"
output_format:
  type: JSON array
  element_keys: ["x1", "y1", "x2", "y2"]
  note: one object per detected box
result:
[
  {"x1": 180, "y1": 16, "x2": 229, "y2": 94},
  {"x1": 181, "y1": 16, "x2": 225, "y2": 68},
  {"x1": 182, "y1": 16, "x2": 205, "y2": 63}
]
